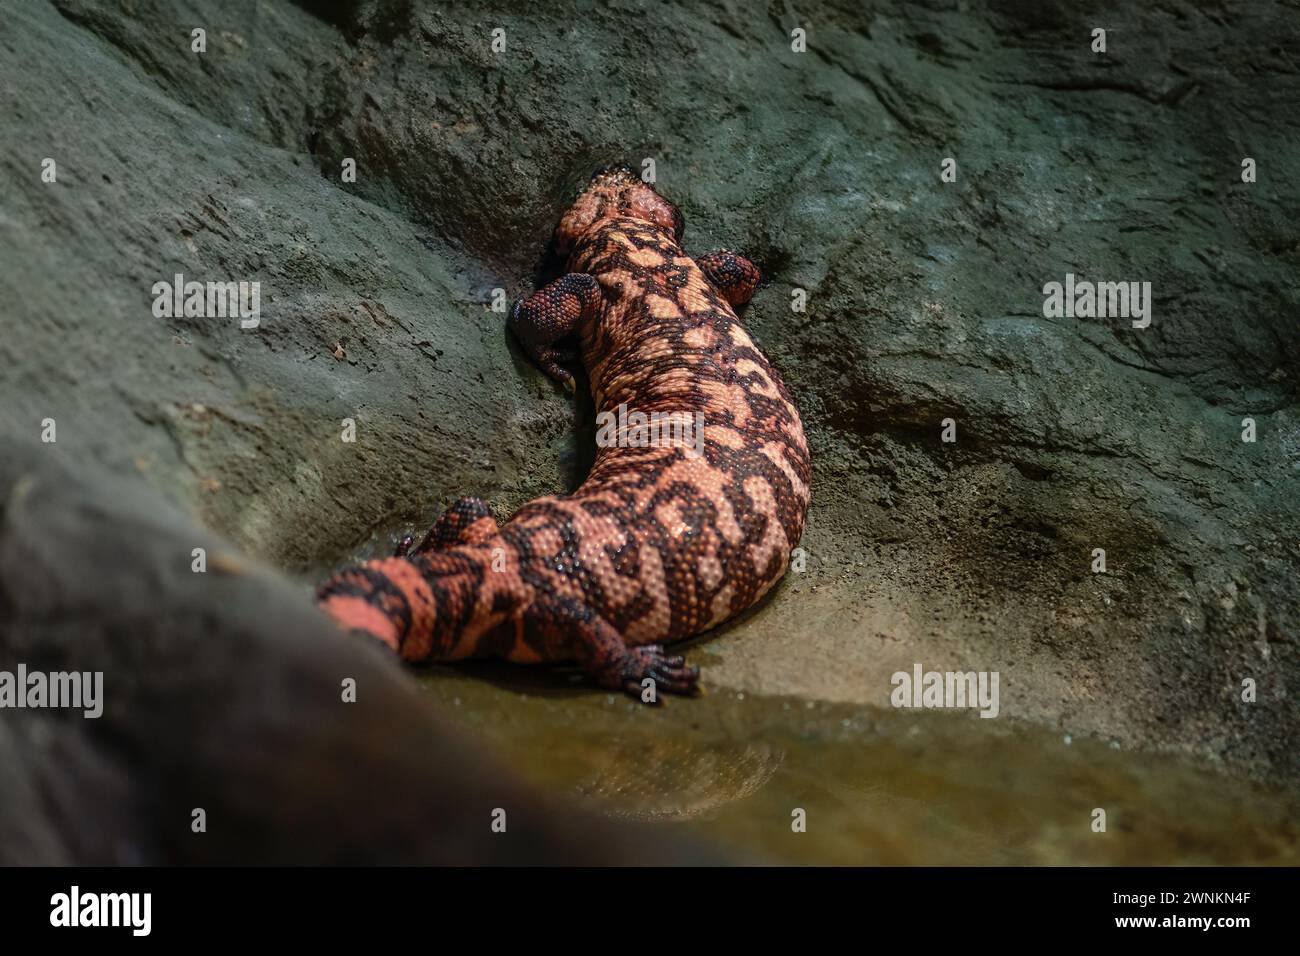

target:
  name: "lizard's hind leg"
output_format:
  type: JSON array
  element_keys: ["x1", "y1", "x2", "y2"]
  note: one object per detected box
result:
[
  {"x1": 408, "y1": 496, "x2": 499, "y2": 555},
  {"x1": 527, "y1": 596, "x2": 700, "y2": 702},
  {"x1": 396, "y1": 496, "x2": 498, "y2": 557}
]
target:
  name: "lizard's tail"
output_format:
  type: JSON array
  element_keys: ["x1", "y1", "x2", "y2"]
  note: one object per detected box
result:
[
  {"x1": 317, "y1": 496, "x2": 501, "y2": 659},
  {"x1": 317, "y1": 556, "x2": 437, "y2": 658}
]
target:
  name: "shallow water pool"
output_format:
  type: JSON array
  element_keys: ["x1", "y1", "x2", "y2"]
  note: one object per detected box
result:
[{"x1": 418, "y1": 664, "x2": 1299, "y2": 865}]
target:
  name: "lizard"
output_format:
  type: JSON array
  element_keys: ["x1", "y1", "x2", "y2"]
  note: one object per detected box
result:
[{"x1": 317, "y1": 165, "x2": 811, "y2": 700}]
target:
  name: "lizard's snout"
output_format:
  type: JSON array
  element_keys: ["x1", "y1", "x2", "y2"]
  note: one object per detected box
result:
[{"x1": 589, "y1": 162, "x2": 638, "y2": 184}]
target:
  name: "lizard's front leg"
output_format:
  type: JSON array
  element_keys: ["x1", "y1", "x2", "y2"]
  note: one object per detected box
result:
[
  {"x1": 509, "y1": 272, "x2": 603, "y2": 392},
  {"x1": 694, "y1": 250, "x2": 761, "y2": 307},
  {"x1": 527, "y1": 596, "x2": 700, "y2": 701}
]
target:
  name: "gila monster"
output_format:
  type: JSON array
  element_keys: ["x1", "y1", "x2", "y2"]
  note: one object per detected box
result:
[{"x1": 317, "y1": 166, "x2": 811, "y2": 699}]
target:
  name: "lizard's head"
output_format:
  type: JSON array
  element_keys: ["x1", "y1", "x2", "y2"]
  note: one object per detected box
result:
[{"x1": 554, "y1": 164, "x2": 684, "y2": 257}]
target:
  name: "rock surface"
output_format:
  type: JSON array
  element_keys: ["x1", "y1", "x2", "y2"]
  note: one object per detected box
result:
[{"x1": 1, "y1": 0, "x2": 1296, "y2": 842}]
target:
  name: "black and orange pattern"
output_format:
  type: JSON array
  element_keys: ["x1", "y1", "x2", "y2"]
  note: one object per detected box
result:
[{"x1": 318, "y1": 167, "x2": 811, "y2": 699}]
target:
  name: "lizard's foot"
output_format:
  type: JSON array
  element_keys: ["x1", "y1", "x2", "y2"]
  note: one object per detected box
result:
[
  {"x1": 512, "y1": 301, "x2": 577, "y2": 391},
  {"x1": 596, "y1": 644, "x2": 701, "y2": 701},
  {"x1": 530, "y1": 598, "x2": 700, "y2": 703},
  {"x1": 508, "y1": 274, "x2": 600, "y2": 393},
  {"x1": 518, "y1": 338, "x2": 577, "y2": 392}
]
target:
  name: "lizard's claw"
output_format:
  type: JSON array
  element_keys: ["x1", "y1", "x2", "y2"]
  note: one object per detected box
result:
[{"x1": 611, "y1": 644, "x2": 700, "y2": 702}]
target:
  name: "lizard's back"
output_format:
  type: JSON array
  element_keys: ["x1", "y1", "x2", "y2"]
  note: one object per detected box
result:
[{"x1": 503, "y1": 213, "x2": 810, "y2": 648}]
